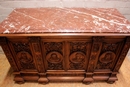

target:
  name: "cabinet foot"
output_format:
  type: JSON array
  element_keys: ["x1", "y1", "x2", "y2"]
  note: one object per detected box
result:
[
  {"x1": 107, "y1": 76, "x2": 117, "y2": 84},
  {"x1": 83, "y1": 78, "x2": 93, "y2": 85},
  {"x1": 15, "y1": 81, "x2": 25, "y2": 84},
  {"x1": 38, "y1": 77, "x2": 49, "y2": 84},
  {"x1": 14, "y1": 75, "x2": 25, "y2": 84},
  {"x1": 107, "y1": 81, "x2": 115, "y2": 84},
  {"x1": 83, "y1": 81, "x2": 92, "y2": 85}
]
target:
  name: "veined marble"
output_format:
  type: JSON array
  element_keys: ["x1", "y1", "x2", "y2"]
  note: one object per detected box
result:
[{"x1": 0, "y1": 8, "x2": 130, "y2": 34}]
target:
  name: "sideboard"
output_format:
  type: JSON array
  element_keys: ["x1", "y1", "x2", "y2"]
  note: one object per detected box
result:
[{"x1": 0, "y1": 8, "x2": 130, "y2": 84}]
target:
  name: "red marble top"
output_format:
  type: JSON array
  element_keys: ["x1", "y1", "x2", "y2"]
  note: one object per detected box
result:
[{"x1": 0, "y1": 8, "x2": 130, "y2": 35}]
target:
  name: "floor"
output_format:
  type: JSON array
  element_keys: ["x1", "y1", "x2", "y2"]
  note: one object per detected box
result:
[{"x1": 0, "y1": 53, "x2": 130, "y2": 87}]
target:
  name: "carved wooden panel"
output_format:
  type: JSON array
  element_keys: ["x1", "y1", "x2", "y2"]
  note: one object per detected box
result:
[
  {"x1": 0, "y1": 37, "x2": 19, "y2": 72},
  {"x1": 44, "y1": 42, "x2": 64, "y2": 70},
  {"x1": 1, "y1": 36, "x2": 129, "y2": 84},
  {"x1": 96, "y1": 51, "x2": 116, "y2": 69},
  {"x1": 44, "y1": 42, "x2": 63, "y2": 54},
  {"x1": 9, "y1": 40, "x2": 36, "y2": 70},
  {"x1": 114, "y1": 37, "x2": 130, "y2": 71},
  {"x1": 96, "y1": 41, "x2": 124, "y2": 70},
  {"x1": 69, "y1": 42, "x2": 88, "y2": 70}
]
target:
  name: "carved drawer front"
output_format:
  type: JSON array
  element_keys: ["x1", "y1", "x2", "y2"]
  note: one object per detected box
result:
[
  {"x1": 8, "y1": 39, "x2": 36, "y2": 71},
  {"x1": 43, "y1": 42, "x2": 64, "y2": 70},
  {"x1": 95, "y1": 38, "x2": 124, "y2": 70},
  {"x1": 68, "y1": 41, "x2": 91, "y2": 70}
]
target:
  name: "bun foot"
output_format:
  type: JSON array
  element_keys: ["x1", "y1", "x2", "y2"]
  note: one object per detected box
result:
[{"x1": 107, "y1": 81, "x2": 115, "y2": 84}]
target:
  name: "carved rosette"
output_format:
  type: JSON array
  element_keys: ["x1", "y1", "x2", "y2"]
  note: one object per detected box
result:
[
  {"x1": 46, "y1": 52, "x2": 63, "y2": 70},
  {"x1": 16, "y1": 51, "x2": 35, "y2": 69},
  {"x1": 69, "y1": 52, "x2": 86, "y2": 69},
  {"x1": 96, "y1": 52, "x2": 115, "y2": 69}
]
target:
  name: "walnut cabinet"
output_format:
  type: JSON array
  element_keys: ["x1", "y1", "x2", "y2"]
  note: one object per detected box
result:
[{"x1": 0, "y1": 36, "x2": 130, "y2": 84}]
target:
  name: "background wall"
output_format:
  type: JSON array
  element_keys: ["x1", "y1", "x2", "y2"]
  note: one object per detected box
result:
[{"x1": 0, "y1": 0, "x2": 130, "y2": 58}]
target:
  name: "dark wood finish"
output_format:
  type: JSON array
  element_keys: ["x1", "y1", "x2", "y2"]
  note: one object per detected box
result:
[{"x1": 0, "y1": 8, "x2": 130, "y2": 84}]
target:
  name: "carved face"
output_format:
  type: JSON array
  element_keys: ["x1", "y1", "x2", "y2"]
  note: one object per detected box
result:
[
  {"x1": 76, "y1": 53, "x2": 84, "y2": 60},
  {"x1": 51, "y1": 53, "x2": 57, "y2": 59},
  {"x1": 105, "y1": 53, "x2": 112, "y2": 60},
  {"x1": 21, "y1": 53, "x2": 27, "y2": 58}
]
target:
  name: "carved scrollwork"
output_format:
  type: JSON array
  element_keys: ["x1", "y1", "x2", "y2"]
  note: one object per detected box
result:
[
  {"x1": 44, "y1": 42, "x2": 63, "y2": 54},
  {"x1": 48, "y1": 62, "x2": 63, "y2": 70},
  {"x1": 70, "y1": 63, "x2": 84, "y2": 70},
  {"x1": 46, "y1": 52, "x2": 63, "y2": 64},
  {"x1": 13, "y1": 42, "x2": 31, "y2": 53},
  {"x1": 70, "y1": 42, "x2": 87, "y2": 54},
  {"x1": 102, "y1": 43, "x2": 118, "y2": 52},
  {"x1": 17, "y1": 51, "x2": 35, "y2": 69}
]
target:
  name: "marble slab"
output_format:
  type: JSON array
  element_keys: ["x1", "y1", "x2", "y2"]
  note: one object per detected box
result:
[{"x1": 0, "y1": 8, "x2": 130, "y2": 34}]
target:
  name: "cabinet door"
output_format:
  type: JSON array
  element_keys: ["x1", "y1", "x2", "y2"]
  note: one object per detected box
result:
[
  {"x1": 42, "y1": 39, "x2": 92, "y2": 71},
  {"x1": 8, "y1": 38, "x2": 37, "y2": 71},
  {"x1": 95, "y1": 37, "x2": 125, "y2": 71},
  {"x1": 43, "y1": 41, "x2": 65, "y2": 71},
  {"x1": 68, "y1": 40, "x2": 91, "y2": 70}
]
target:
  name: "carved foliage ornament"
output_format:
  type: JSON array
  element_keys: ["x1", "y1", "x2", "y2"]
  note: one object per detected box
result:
[
  {"x1": 102, "y1": 43, "x2": 118, "y2": 52},
  {"x1": 13, "y1": 42, "x2": 31, "y2": 53},
  {"x1": 70, "y1": 42, "x2": 87, "y2": 54},
  {"x1": 44, "y1": 42, "x2": 63, "y2": 54}
]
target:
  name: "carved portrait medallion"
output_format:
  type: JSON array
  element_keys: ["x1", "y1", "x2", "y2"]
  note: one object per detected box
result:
[
  {"x1": 16, "y1": 51, "x2": 35, "y2": 69},
  {"x1": 99, "y1": 52, "x2": 115, "y2": 64},
  {"x1": 70, "y1": 52, "x2": 85, "y2": 63},
  {"x1": 46, "y1": 52, "x2": 63, "y2": 64}
]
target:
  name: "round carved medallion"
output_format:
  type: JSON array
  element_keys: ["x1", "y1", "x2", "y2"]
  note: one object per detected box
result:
[
  {"x1": 99, "y1": 51, "x2": 115, "y2": 64},
  {"x1": 46, "y1": 52, "x2": 63, "y2": 63},
  {"x1": 70, "y1": 52, "x2": 85, "y2": 63},
  {"x1": 17, "y1": 51, "x2": 33, "y2": 63}
]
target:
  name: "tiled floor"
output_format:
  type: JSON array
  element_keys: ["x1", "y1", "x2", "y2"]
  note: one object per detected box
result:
[{"x1": 0, "y1": 53, "x2": 130, "y2": 87}]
